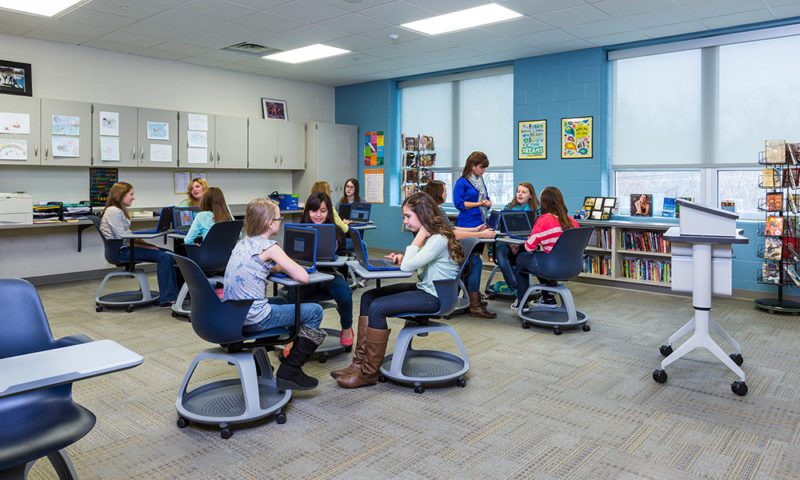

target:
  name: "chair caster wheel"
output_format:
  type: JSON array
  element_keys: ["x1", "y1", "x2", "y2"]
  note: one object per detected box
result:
[
  {"x1": 659, "y1": 345, "x2": 673, "y2": 357},
  {"x1": 344, "y1": 346, "x2": 352, "y2": 353},
  {"x1": 521, "y1": 322, "x2": 530, "y2": 329},
  {"x1": 378, "y1": 374, "x2": 386, "y2": 383},
  {"x1": 413, "y1": 383, "x2": 425, "y2": 394},
  {"x1": 220, "y1": 428, "x2": 232, "y2": 440},
  {"x1": 652, "y1": 369, "x2": 667, "y2": 384},
  {"x1": 95, "y1": 306, "x2": 103, "y2": 312},
  {"x1": 171, "y1": 312, "x2": 179, "y2": 318},
  {"x1": 275, "y1": 410, "x2": 287, "y2": 424},
  {"x1": 582, "y1": 324, "x2": 591, "y2": 332},
  {"x1": 729, "y1": 353, "x2": 743, "y2": 366},
  {"x1": 731, "y1": 381, "x2": 748, "y2": 396},
  {"x1": 126, "y1": 305, "x2": 134, "y2": 313},
  {"x1": 553, "y1": 328, "x2": 562, "y2": 335},
  {"x1": 487, "y1": 293, "x2": 495, "y2": 300},
  {"x1": 318, "y1": 354, "x2": 328, "y2": 364},
  {"x1": 456, "y1": 377, "x2": 466, "y2": 388},
  {"x1": 176, "y1": 416, "x2": 189, "y2": 428}
]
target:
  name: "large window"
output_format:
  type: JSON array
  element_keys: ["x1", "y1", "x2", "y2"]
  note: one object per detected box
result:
[
  {"x1": 611, "y1": 27, "x2": 800, "y2": 218},
  {"x1": 401, "y1": 68, "x2": 514, "y2": 206}
]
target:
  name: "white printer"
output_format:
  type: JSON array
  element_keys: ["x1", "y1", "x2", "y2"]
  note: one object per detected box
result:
[{"x1": 0, "y1": 193, "x2": 33, "y2": 224}]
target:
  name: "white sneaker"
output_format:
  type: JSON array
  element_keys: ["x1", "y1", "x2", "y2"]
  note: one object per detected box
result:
[{"x1": 510, "y1": 299, "x2": 519, "y2": 310}]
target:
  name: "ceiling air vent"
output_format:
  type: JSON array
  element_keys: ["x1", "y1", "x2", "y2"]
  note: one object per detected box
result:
[{"x1": 222, "y1": 42, "x2": 281, "y2": 57}]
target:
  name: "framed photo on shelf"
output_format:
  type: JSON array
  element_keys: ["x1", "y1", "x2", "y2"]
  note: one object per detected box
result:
[
  {"x1": 518, "y1": 119, "x2": 546, "y2": 159},
  {"x1": 0, "y1": 59, "x2": 32, "y2": 97},
  {"x1": 561, "y1": 116, "x2": 592, "y2": 158},
  {"x1": 630, "y1": 194, "x2": 652, "y2": 216},
  {"x1": 261, "y1": 98, "x2": 287, "y2": 120}
]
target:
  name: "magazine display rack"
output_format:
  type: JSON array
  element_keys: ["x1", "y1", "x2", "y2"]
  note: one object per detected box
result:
[
  {"x1": 401, "y1": 134, "x2": 435, "y2": 202},
  {"x1": 755, "y1": 139, "x2": 800, "y2": 314}
]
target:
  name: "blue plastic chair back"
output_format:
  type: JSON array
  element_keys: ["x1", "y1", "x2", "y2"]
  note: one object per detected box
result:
[
  {"x1": 89, "y1": 215, "x2": 125, "y2": 266},
  {"x1": 0, "y1": 279, "x2": 56, "y2": 359},
  {"x1": 535, "y1": 227, "x2": 594, "y2": 281},
  {"x1": 184, "y1": 220, "x2": 243, "y2": 273},
  {"x1": 396, "y1": 278, "x2": 459, "y2": 319},
  {"x1": 457, "y1": 237, "x2": 481, "y2": 279}
]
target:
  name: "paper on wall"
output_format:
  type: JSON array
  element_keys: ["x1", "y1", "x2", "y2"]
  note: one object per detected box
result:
[
  {"x1": 99, "y1": 111, "x2": 119, "y2": 136},
  {"x1": 0, "y1": 138, "x2": 27, "y2": 160},
  {"x1": 100, "y1": 136, "x2": 120, "y2": 161},
  {"x1": 52, "y1": 115, "x2": 80, "y2": 136},
  {"x1": 187, "y1": 114, "x2": 208, "y2": 132},
  {"x1": 146, "y1": 121, "x2": 169, "y2": 140},
  {"x1": 187, "y1": 130, "x2": 207, "y2": 148},
  {"x1": 187, "y1": 147, "x2": 207, "y2": 164},
  {"x1": 174, "y1": 171, "x2": 190, "y2": 194},
  {"x1": 0, "y1": 112, "x2": 30, "y2": 134},
  {"x1": 52, "y1": 135, "x2": 80, "y2": 157},
  {"x1": 150, "y1": 143, "x2": 172, "y2": 162},
  {"x1": 364, "y1": 168, "x2": 384, "y2": 204}
]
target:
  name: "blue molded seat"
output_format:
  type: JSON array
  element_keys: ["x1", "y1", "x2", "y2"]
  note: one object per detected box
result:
[{"x1": 0, "y1": 278, "x2": 95, "y2": 479}]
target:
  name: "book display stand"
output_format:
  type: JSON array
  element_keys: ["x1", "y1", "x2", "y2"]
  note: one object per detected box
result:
[
  {"x1": 755, "y1": 139, "x2": 800, "y2": 314},
  {"x1": 401, "y1": 134, "x2": 436, "y2": 202}
]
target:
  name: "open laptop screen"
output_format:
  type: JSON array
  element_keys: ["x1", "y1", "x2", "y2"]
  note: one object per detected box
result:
[
  {"x1": 350, "y1": 202, "x2": 371, "y2": 222},
  {"x1": 338, "y1": 203, "x2": 353, "y2": 220},
  {"x1": 283, "y1": 226, "x2": 316, "y2": 267},
  {"x1": 502, "y1": 211, "x2": 532, "y2": 234},
  {"x1": 172, "y1": 207, "x2": 198, "y2": 230}
]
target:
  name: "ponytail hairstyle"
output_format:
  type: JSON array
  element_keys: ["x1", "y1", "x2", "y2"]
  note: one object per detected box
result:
[
  {"x1": 302, "y1": 191, "x2": 347, "y2": 251},
  {"x1": 402, "y1": 192, "x2": 464, "y2": 265},
  {"x1": 461, "y1": 151, "x2": 489, "y2": 178},
  {"x1": 421, "y1": 180, "x2": 446, "y2": 205},
  {"x1": 510, "y1": 182, "x2": 539, "y2": 212},
  {"x1": 102, "y1": 182, "x2": 134, "y2": 219},
  {"x1": 200, "y1": 187, "x2": 233, "y2": 223},
  {"x1": 339, "y1": 177, "x2": 361, "y2": 204},
  {"x1": 539, "y1": 186, "x2": 574, "y2": 231}
]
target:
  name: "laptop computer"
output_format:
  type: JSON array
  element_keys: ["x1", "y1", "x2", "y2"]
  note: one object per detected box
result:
[
  {"x1": 349, "y1": 228, "x2": 400, "y2": 271},
  {"x1": 501, "y1": 211, "x2": 533, "y2": 240},
  {"x1": 349, "y1": 202, "x2": 372, "y2": 227},
  {"x1": 338, "y1": 203, "x2": 352, "y2": 220},
  {"x1": 134, "y1": 205, "x2": 173, "y2": 234},
  {"x1": 282, "y1": 225, "x2": 317, "y2": 273},
  {"x1": 286, "y1": 223, "x2": 337, "y2": 262},
  {"x1": 486, "y1": 210, "x2": 501, "y2": 230},
  {"x1": 172, "y1": 206, "x2": 199, "y2": 235}
]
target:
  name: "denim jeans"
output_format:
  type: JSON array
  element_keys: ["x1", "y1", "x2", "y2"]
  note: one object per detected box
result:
[
  {"x1": 359, "y1": 283, "x2": 440, "y2": 329},
  {"x1": 243, "y1": 302, "x2": 323, "y2": 334},
  {"x1": 465, "y1": 254, "x2": 483, "y2": 292},
  {"x1": 495, "y1": 242, "x2": 519, "y2": 289},
  {"x1": 286, "y1": 274, "x2": 353, "y2": 329},
  {"x1": 514, "y1": 252, "x2": 556, "y2": 302},
  {"x1": 118, "y1": 246, "x2": 178, "y2": 305}
]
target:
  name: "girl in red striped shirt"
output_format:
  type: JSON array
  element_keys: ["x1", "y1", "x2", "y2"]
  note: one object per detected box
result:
[{"x1": 514, "y1": 186, "x2": 579, "y2": 308}]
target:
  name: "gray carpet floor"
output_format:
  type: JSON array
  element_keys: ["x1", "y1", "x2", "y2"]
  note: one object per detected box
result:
[{"x1": 24, "y1": 274, "x2": 800, "y2": 479}]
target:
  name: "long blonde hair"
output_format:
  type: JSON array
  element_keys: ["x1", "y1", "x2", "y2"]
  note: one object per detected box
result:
[
  {"x1": 200, "y1": 187, "x2": 233, "y2": 223},
  {"x1": 311, "y1": 181, "x2": 331, "y2": 198},
  {"x1": 185, "y1": 177, "x2": 208, "y2": 207},
  {"x1": 102, "y1": 182, "x2": 134, "y2": 219},
  {"x1": 244, "y1": 198, "x2": 278, "y2": 237}
]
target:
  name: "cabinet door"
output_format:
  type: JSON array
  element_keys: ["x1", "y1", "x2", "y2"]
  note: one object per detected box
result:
[
  {"x1": 0, "y1": 96, "x2": 41, "y2": 166},
  {"x1": 41, "y1": 99, "x2": 91, "y2": 167},
  {"x1": 138, "y1": 108, "x2": 178, "y2": 168},
  {"x1": 318, "y1": 123, "x2": 357, "y2": 198},
  {"x1": 336, "y1": 124, "x2": 358, "y2": 196},
  {"x1": 178, "y1": 111, "x2": 215, "y2": 168},
  {"x1": 277, "y1": 120, "x2": 306, "y2": 170},
  {"x1": 247, "y1": 117, "x2": 278, "y2": 169},
  {"x1": 215, "y1": 115, "x2": 247, "y2": 169},
  {"x1": 93, "y1": 104, "x2": 138, "y2": 167}
]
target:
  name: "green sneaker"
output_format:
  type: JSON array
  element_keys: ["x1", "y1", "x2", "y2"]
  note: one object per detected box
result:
[{"x1": 490, "y1": 281, "x2": 507, "y2": 294}]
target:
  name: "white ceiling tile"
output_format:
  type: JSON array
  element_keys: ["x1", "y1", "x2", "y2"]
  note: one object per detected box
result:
[
  {"x1": 33, "y1": 20, "x2": 114, "y2": 38},
  {"x1": 314, "y1": 0, "x2": 396, "y2": 12},
  {"x1": 326, "y1": 35, "x2": 384, "y2": 52},
  {"x1": 182, "y1": 56, "x2": 236, "y2": 67},
  {"x1": 641, "y1": 20, "x2": 709, "y2": 39},
  {"x1": 512, "y1": 29, "x2": 580, "y2": 47},
  {"x1": 480, "y1": 17, "x2": 551, "y2": 37},
  {"x1": 223, "y1": 0, "x2": 294, "y2": 9},
  {"x1": 255, "y1": 24, "x2": 348, "y2": 49},
  {"x1": 498, "y1": 0, "x2": 588, "y2": 17},
  {"x1": 360, "y1": 43, "x2": 420, "y2": 59},
  {"x1": 82, "y1": 39, "x2": 143, "y2": 53},
  {"x1": 359, "y1": 1, "x2": 437, "y2": 24},
  {"x1": 196, "y1": 21, "x2": 267, "y2": 41},
  {"x1": 592, "y1": 0, "x2": 676, "y2": 17},
  {"x1": 174, "y1": 0, "x2": 259, "y2": 20},
  {"x1": 99, "y1": 30, "x2": 165, "y2": 48},
  {"x1": 586, "y1": 30, "x2": 648, "y2": 46},
  {"x1": 23, "y1": 30, "x2": 91, "y2": 44},
  {"x1": 0, "y1": 10, "x2": 50, "y2": 28},
  {"x1": 534, "y1": 5, "x2": 611, "y2": 28},
  {"x1": 176, "y1": 30, "x2": 251, "y2": 49},
  {"x1": 147, "y1": 10, "x2": 222, "y2": 30},
  {"x1": 0, "y1": 21, "x2": 31, "y2": 36},
  {"x1": 316, "y1": 13, "x2": 391, "y2": 35},
  {"x1": 538, "y1": 38, "x2": 597, "y2": 53},
  {"x1": 621, "y1": 8, "x2": 695, "y2": 29},
  {"x1": 190, "y1": 50, "x2": 249, "y2": 63},
  {"x1": 762, "y1": 0, "x2": 800, "y2": 6},
  {"x1": 767, "y1": 3, "x2": 800, "y2": 18},
  {"x1": 135, "y1": 48, "x2": 186, "y2": 60},
  {"x1": 681, "y1": 0, "x2": 770, "y2": 18},
  {"x1": 59, "y1": 9, "x2": 139, "y2": 29},
  {"x1": 701, "y1": 10, "x2": 777, "y2": 30},
  {"x1": 472, "y1": 38, "x2": 531, "y2": 55},
  {"x1": 560, "y1": 18, "x2": 635, "y2": 37},
  {"x1": 230, "y1": 11, "x2": 302, "y2": 32},
  {"x1": 401, "y1": 0, "x2": 489, "y2": 13},
  {"x1": 150, "y1": 41, "x2": 212, "y2": 55},
  {"x1": 267, "y1": 0, "x2": 350, "y2": 23},
  {"x1": 80, "y1": 0, "x2": 169, "y2": 19},
  {"x1": 122, "y1": 20, "x2": 195, "y2": 40},
  {"x1": 358, "y1": 26, "x2": 428, "y2": 45}
]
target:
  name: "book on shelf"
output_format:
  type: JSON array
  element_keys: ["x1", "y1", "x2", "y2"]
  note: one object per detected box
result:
[
  {"x1": 762, "y1": 262, "x2": 780, "y2": 284},
  {"x1": 582, "y1": 254, "x2": 611, "y2": 276},
  {"x1": 765, "y1": 139, "x2": 787, "y2": 164},
  {"x1": 418, "y1": 135, "x2": 434, "y2": 151},
  {"x1": 587, "y1": 227, "x2": 611, "y2": 249},
  {"x1": 402, "y1": 184, "x2": 417, "y2": 200},
  {"x1": 418, "y1": 153, "x2": 436, "y2": 167},
  {"x1": 788, "y1": 194, "x2": 799, "y2": 214},
  {"x1": 763, "y1": 167, "x2": 781, "y2": 188},
  {"x1": 662, "y1": 197, "x2": 676, "y2": 217},
  {"x1": 404, "y1": 151, "x2": 417, "y2": 167},
  {"x1": 621, "y1": 258, "x2": 671, "y2": 283},
  {"x1": 767, "y1": 192, "x2": 784, "y2": 211},
  {"x1": 403, "y1": 135, "x2": 417, "y2": 151},
  {"x1": 786, "y1": 265, "x2": 800, "y2": 287},
  {"x1": 403, "y1": 169, "x2": 419, "y2": 184},
  {"x1": 765, "y1": 216, "x2": 784, "y2": 236},
  {"x1": 788, "y1": 142, "x2": 800, "y2": 164},
  {"x1": 675, "y1": 197, "x2": 692, "y2": 218},
  {"x1": 783, "y1": 235, "x2": 799, "y2": 261},
  {"x1": 419, "y1": 168, "x2": 434, "y2": 183},
  {"x1": 619, "y1": 230, "x2": 671, "y2": 253},
  {"x1": 783, "y1": 168, "x2": 800, "y2": 189},
  {"x1": 764, "y1": 237, "x2": 782, "y2": 260}
]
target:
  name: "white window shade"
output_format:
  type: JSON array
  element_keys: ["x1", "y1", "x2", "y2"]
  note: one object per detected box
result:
[
  {"x1": 458, "y1": 73, "x2": 514, "y2": 167},
  {"x1": 613, "y1": 50, "x2": 702, "y2": 167},
  {"x1": 401, "y1": 82, "x2": 453, "y2": 167}
]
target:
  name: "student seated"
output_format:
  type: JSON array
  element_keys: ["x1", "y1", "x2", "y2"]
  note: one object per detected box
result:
[
  {"x1": 334, "y1": 193, "x2": 465, "y2": 389},
  {"x1": 179, "y1": 177, "x2": 207, "y2": 207},
  {"x1": 223, "y1": 198, "x2": 326, "y2": 391},
  {"x1": 491, "y1": 182, "x2": 539, "y2": 297},
  {"x1": 338, "y1": 177, "x2": 361, "y2": 206},
  {"x1": 513, "y1": 186, "x2": 579, "y2": 310},
  {"x1": 99, "y1": 182, "x2": 178, "y2": 306},
  {"x1": 422, "y1": 180, "x2": 496, "y2": 318},
  {"x1": 311, "y1": 181, "x2": 349, "y2": 234},
  {"x1": 183, "y1": 186, "x2": 233, "y2": 245},
  {"x1": 286, "y1": 192, "x2": 355, "y2": 347}
]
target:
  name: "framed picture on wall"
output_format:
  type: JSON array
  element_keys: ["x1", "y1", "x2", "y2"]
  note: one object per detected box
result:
[
  {"x1": 261, "y1": 98, "x2": 288, "y2": 120},
  {"x1": 518, "y1": 119, "x2": 546, "y2": 159},
  {"x1": 561, "y1": 116, "x2": 592, "y2": 158},
  {"x1": 0, "y1": 60, "x2": 32, "y2": 97}
]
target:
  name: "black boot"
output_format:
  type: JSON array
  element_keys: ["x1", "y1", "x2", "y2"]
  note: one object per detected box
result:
[{"x1": 276, "y1": 336, "x2": 322, "y2": 391}]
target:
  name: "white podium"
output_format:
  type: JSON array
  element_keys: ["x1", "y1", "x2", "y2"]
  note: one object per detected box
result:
[{"x1": 654, "y1": 200, "x2": 750, "y2": 396}]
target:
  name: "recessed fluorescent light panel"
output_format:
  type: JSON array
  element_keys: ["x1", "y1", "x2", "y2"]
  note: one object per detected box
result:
[
  {"x1": 401, "y1": 3, "x2": 523, "y2": 35},
  {"x1": 263, "y1": 44, "x2": 350, "y2": 64},
  {"x1": 0, "y1": 0, "x2": 89, "y2": 17}
]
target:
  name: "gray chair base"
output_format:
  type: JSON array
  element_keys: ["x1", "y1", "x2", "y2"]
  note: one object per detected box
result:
[
  {"x1": 516, "y1": 282, "x2": 589, "y2": 334},
  {"x1": 3, "y1": 449, "x2": 78, "y2": 480},
  {"x1": 95, "y1": 270, "x2": 159, "y2": 312},
  {"x1": 171, "y1": 276, "x2": 223, "y2": 318},
  {"x1": 176, "y1": 346, "x2": 290, "y2": 439},
  {"x1": 379, "y1": 320, "x2": 469, "y2": 394},
  {"x1": 482, "y1": 265, "x2": 516, "y2": 300}
]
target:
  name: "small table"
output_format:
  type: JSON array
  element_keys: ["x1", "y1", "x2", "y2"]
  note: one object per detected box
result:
[
  {"x1": 121, "y1": 231, "x2": 168, "y2": 271},
  {"x1": 495, "y1": 235, "x2": 524, "y2": 246},
  {"x1": 0, "y1": 340, "x2": 143, "y2": 398},
  {"x1": 316, "y1": 256, "x2": 348, "y2": 268},
  {"x1": 346, "y1": 260, "x2": 413, "y2": 289}
]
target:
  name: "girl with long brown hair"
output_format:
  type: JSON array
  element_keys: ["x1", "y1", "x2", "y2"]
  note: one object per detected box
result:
[
  {"x1": 334, "y1": 193, "x2": 464, "y2": 389},
  {"x1": 493, "y1": 182, "x2": 539, "y2": 299},
  {"x1": 183, "y1": 186, "x2": 233, "y2": 245}
]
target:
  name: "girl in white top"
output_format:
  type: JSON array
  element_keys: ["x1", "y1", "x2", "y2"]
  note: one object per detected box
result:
[{"x1": 334, "y1": 192, "x2": 465, "y2": 389}]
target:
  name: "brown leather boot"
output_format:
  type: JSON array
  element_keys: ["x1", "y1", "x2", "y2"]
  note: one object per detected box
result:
[
  {"x1": 336, "y1": 327, "x2": 391, "y2": 389},
  {"x1": 468, "y1": 292, "x2": 496, "y2": 318},
  {"x1": 330, "y1": 315, "x2": 368, "y2": 379}
]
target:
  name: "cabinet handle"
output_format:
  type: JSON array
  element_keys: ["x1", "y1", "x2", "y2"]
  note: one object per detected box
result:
[
  {"x1": 280, "y1": 155, "x2": 283, "y2": 166},
  {"x1": 216, "y1": 152, "x2": 220, "y2": 163},
  {"x1": 34, "y1": 145, "x2": 38, "y2": 157},
  {"x1": 209, "y1": 151, "x2": 213, "y2": 163},
  {"x1": 131, "y1": 147, "x2": 136, "y2": 160},
  {"x1": 140, "y1": 147, "x2": 144, "y2": 160},
  {"x1": 44, "y1": 145, "x2": 48, "y2": 160},
  {"x1": 274, "y1": 154, "x2": 277, "y2": 165}
]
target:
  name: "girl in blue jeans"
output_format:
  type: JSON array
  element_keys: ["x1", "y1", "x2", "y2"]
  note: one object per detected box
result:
[
  {"x1": 493, "y1": 182, "x2": 539, "y2": 297},
  {"x1": 223, "y1": 198, "x2": 325, "y2": 391}
]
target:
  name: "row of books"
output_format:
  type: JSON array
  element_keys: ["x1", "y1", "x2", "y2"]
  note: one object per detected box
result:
[
  {"x1": 402, "y1": 134, "x2": 435, "y2": 151},
  {"x1": 761, "y1": 262, "x2": 800, "y2": 286},
  {"x1": 588, "y1": 227, "x2": 611, "y2": 249},
  {"x1": 761, "y1": 236, "x2": 799, "y2": 261},
  {"x1": 761, "y1": 167, "x2": 800, "y2": 189},
  {"x1": 763, "y1": 216, "x2": 798, "y2": 236},
  {"x1": 404, "y1": 152, "x2": 436, "y2": 168},
  {"x1": 402, "y1": 168, "x2": 434, "y2": 184},
  {"x1": 582, "y1": 254, "x2": 611, "y2": 276},
  {"x1": 33, "y1": 202, "x2": 93, "y2": 221},
  {"x1": 618, "y1": 230, "x2": 671, "y2": 253},
  {"x1": 764, "y1": 192, "x2": 800, "y2": 212},
  {"x1": 620, "y1": 259, "x2": 671, "y2": 284},
  {"x1": 764, "y1": 140, "x2": 800, "y2": 165}
]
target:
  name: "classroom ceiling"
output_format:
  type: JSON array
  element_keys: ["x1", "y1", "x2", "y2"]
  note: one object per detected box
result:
[{"x1": 1, "y1": 0, "x2": 800, "y2": 86}]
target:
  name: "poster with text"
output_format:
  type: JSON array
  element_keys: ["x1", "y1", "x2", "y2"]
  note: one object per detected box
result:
[
  {"x1": 363, "y1": 131, "x2": 384, "y2": 166},
  {"x1": 518, "y1": 120, "x2": 546, "y2": 159},
  {"x1": 561, "y1": 116, "x2": 592, "y2": 159}
]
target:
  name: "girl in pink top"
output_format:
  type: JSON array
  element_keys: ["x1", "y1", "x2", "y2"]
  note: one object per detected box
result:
[{"x1": 515, "y1": 187, "x2": 579, "y2": 307}]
